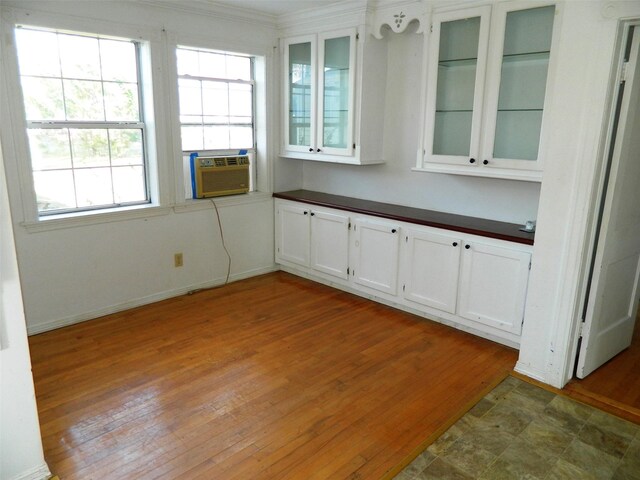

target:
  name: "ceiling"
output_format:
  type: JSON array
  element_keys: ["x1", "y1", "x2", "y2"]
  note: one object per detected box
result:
[{"x1": 209, "y1": 0, "x2": 340, "y2": 17}]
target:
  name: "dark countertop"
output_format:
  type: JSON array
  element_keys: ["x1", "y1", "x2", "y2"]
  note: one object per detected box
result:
[{"x1": 273, "y1": 190, "x2": 534, "y2": 245}]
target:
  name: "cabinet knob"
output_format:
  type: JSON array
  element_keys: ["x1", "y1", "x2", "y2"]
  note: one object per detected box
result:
[
  {"x1": 304, "y1": 211, "x2": 308, "y2": 215},
  {"x1": 465, "y1": 244, "x2": 471, "y2": 249},
  {"x1": 452, "y1": 242, "x2": 458, "y2": 247},
  {"x1": 316, "y1": 148, "x2": 321, "y2": 153},
  {"x1": 308, "y1": 148, "x2": 313, "y2": 152},
  {"x1": 469, "y1": 158, "x2": 476, "y2": 164},
  {"x1": 391, "y1": 228, "x2": 397, "y2": 233},
  {"x1": 310, "y1": 212, "x2": 315, "y2": 216},
  {"x1": 483, "y1": 159, "x2": 489, "y2": 165}
]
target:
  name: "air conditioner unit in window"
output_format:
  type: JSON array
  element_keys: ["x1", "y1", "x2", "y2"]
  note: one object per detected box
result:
[{"x1": 190, "y1": 155, "x2": 250, "y2": 198}]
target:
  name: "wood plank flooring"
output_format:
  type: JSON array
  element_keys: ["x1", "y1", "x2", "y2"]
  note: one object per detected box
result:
[
  {"x1": 29, "y1": 272, "x2": 517, "y2": 479},
  {"x1": 564, "y1": 309, "x2": 640, "y2": 424}
]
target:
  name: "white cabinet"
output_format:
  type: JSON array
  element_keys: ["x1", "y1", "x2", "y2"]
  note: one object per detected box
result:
[
  {"x1": 281, "y1": 28, "x2": 387, "y2": 165},
  {"x1": 275, "y1": 200, "x2": 350, "y2": 280},
  {"x1": 276, "y1": 202, "x2": 310, "y2": 267},
  {"x1": 351, "y1": 218, "x2": 400, "y2": 295},
  {"x1": 418, "y1": 2, "x2": 558, "y2": 181},
  {"x1": 310, "y1": 210, "x2": 350, "y2": 279},
  {"x1": 403, "y1": 228, "x2": 462, "y2": 314},
  {"x1": 274, "y1": 198, "x2": 532, "y2": 344},
  {"x1": 457, "y1": 241, "x2": 531, "y2": 335}
]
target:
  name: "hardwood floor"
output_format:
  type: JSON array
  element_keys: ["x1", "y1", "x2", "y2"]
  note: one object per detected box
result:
[
  {"x1": 29, "y1": 272, "x2": 517, "y2": 479},
  {"x1": 564, "y1": 308, "x2": 640, "y2": 424}
]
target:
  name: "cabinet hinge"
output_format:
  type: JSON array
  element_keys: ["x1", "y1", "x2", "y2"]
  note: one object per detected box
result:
[
  {"x1": 430, "y1": 24, "x2": 433, "y2": 33},
  {"x1": 402, "y1": 284, "x2": 406, "y2": 292},
  {"x1": 529, "y1": 261, "x2": 532, "y2": 270},
  {"x1": 348, "y1": 221, "x2": 351, "y2": 230},
  {"x1": 405, "y1": 236, "x2": 408, "y2": 243},
  {"x1": 356, "y1": 33, "x2": 360, "y2": 40},
  {"x1": 621, "y1": 61, "x2": 629, "y2": 83},
  {"x1": 353, "y1": 143, "x2": 356, "y2": 149},
  {"x1": 347, "y1": 267, "x2": 350, "y2": 275},
  {"x1": 277, "y1": 247, "x2": 280, "y2": 253}
]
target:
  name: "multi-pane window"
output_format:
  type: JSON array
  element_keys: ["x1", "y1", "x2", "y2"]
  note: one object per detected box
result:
[
  {"x1": 176, "y1": 47, "x2": 254, "y2": 152},
  {"x1": 15, "y1": 26, "x2": 148, "y2": 215}
]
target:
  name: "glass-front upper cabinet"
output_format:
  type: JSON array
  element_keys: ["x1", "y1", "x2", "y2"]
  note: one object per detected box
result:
[
  {"x1": 419, "y1": 2, "x2": 558, "y2": 181},
  {"x1": 423, "y1": 6, "x2": 492, "y2": 165},
  {"x1": 283, "y1": 29, "x2": 356, "y2": 160}
]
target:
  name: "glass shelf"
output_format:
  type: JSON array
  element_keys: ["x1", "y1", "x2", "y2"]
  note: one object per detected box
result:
[{"x1": 438, "y1": 57, "x2": 478, "y2": 68}]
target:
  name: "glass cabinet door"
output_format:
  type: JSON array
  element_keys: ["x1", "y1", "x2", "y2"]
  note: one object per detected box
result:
[
  {"x1": 424, "y1": 7, "x2": 491, "y2": 165},
  {"x1": 491, "y1": 5, "x2": 555, "y2": 162},
  {"x1": 318, "y1": 31, "x2": 355, "y2": 155},
  {"x1": 285, "y1": 37, "x2": 315, "y2": 151}
]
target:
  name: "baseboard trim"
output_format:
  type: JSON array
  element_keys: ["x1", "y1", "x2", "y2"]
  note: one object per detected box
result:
[
  {"x1": 27, "y1": 265, "x2": 278, "y2": 335},
  {"x1": 514, "y1": 361, "x2": 548, "y2": 384},
  {"x1": 10, "y1": 463, "x2": 51, "y2": 480}
]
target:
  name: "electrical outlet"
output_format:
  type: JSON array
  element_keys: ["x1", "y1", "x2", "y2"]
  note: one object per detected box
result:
[{"x1": 174, "y1": 253, "x2": 183, "y2": 267}]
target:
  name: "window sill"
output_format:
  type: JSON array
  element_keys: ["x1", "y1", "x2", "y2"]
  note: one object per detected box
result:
[
  {"x1": 173, "y1": 191, "x2": 272, "y2": 213},
  {"x1": 22, "y1": 203, "x2": 172, "y2": 233}
]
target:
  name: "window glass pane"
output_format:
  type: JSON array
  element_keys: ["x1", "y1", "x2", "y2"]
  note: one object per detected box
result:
[
  {"x1": 74, "y1": 167, "x2": 113, "y2": 207},
  {"x1": 70, "y1": 129, "x2": 110, "y2": 167},
  {"x1": 181, "y1": 126, "x2": 204, "y2": 151},
  {"x1": 104, "y1": 82, "x2": 140, "y2": 121},
  {"x1": 21, "y1": 77, "x2": 65, "y2": 120},
  {"x1": 202, "y1": 81, "x2": 229, "y2": 116},
  {"x1": 177, "y1": 48, "x2": 199, "y2": 76},
  {"x1": 64, "y1": 79, "x2": 105, "y2": 121},
  {"x1": 28, "y1": 129, "x2": 72, "y2": 170},
  {"x1": 100, "y1": 39, "x2": 137, "y2": 82},
  {"x1": 203, "y1": 125, "x2": 229, "y2": 150},
  {"x1": 33, "y1": 170, "x2": 77, "y2": 211},
  {"x1": 110, "y1": 129, "x2": 143, "y2": 166},
  {"x1": 15, "y1": 29, "x2": 61, "y2": 77},
  {"x1": 229, "y1": 84, "x2": 252, "y2": 117},
  {"x1": 178, "y1": 79, "x2": 202, "y2": 115},
  {"x1": 16, "y1": 27, "x2": 148, "y2": 214},
  {"x1": 199, "y1": 52, "x2": 225, "y2": 78},
  {"x1": 112, "y1": 166, "x2": 146, "y2": 203},
  {"x1": 226, "y1": 55, "x2": 251, "y2": 80},
  {"x1": 59, "y1": 34, "x2": 101, "y2": 80},
  {"x1": 230, "y1": 126, "x2": 253, "y2": 149}
]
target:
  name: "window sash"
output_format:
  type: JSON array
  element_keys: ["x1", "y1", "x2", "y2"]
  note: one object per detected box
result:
[{"x1": 15, "y1": 28, "x2": 151, "y2": 215}]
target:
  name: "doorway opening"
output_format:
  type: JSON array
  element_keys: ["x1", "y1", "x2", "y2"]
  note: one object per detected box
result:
[{"x1": 567, "y1": 22, "x2": 640, "y2": 424}]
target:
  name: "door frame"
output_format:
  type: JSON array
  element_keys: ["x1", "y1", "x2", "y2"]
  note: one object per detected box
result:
[{"x1": 567, "y1": 19, "x2": 640, "y2": 381}]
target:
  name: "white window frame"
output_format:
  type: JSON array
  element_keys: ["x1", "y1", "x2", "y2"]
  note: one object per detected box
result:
[
  {"x1": 17, "y1": 27, "x2": 151, "y2": 216},
  {"x1": 176, "y1": 46, "x2": 256, "y2": 157},
  {"x1": 167, "y1": 32, "x2": 271, "y2": 202},
  {"x1": 0, "y1": 7, "x2": 170, "y2": 226}
]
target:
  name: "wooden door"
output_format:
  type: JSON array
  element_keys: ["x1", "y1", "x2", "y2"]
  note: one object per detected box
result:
[
  {"x1": 310, "y1": 209, "x2": 350, "y2": 279},
  {"x1": 403, "y1": 228, "x2": 462, "y2": 314},
  {"x1": 457, "y1": 241, "x2": 531, "y2": 335},
  {"x1": 578, "y1": 28, "x2": 640, "y2": 378},
  {"x1": 352, "y1": 218, "x2": 400, "y2": 295}
]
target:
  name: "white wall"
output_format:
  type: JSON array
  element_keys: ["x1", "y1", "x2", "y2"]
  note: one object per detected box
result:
[
  {"x1": 0, "y1": 1, "x2": 279, "y2": 333},
  {"x1": 0, "y1": 144, "x2": 49, "y2": 479},
  {"x1": 300, "y1": 21, "x2": 541, "y2": 225}
]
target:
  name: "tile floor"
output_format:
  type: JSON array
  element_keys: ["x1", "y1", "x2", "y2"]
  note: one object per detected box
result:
[{"x1": 393, "y1": 376, "x2": 640, "y2": 480}]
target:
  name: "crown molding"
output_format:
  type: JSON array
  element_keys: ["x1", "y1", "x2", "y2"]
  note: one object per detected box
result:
[
  {"x1": 277, "y1": 0, "x2": 372, "y2": 33},
  {"x1": 132, "y1": 0, "x2": 278, "y2": 29}
]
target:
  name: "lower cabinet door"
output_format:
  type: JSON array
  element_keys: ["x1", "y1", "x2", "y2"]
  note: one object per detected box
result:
[
  {"x1": 352, "y1": 218, "x2": 400, "y2": 295},
  {"x1": 457, "y1": 241, "x2": 531, "y2": 334},
  {"x1": 310, "y1": 210, "x2": 350, "y2": 279},
  {"x1": 276, "y1": 202, "x2": 310, "y2": 267},
  {"x1": 403, "y1": 229, "x2": 462, "y2": 314}
]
